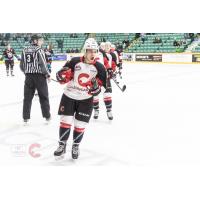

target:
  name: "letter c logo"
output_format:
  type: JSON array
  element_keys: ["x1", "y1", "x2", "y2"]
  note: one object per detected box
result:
[
  {"x1": 78, "y1": 73, "x2": 90, "y2": 87},
  {"x1": 29, "y1": 143, "x2": 41, "y2": 158}
]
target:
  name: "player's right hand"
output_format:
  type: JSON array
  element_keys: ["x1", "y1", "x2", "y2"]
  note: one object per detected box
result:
[{"x1": 56, "y1": 67, "x2": 72, "y2": 84}]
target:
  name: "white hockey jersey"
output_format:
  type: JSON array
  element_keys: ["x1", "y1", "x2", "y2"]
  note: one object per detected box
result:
[{"x1": 62, "y1": 57, "x2": 107, "y2": 100}]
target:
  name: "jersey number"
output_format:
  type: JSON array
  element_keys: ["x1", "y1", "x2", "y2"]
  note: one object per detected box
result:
[{"x1": 26, "y1": 54, "x2": 33, "y2": 63}]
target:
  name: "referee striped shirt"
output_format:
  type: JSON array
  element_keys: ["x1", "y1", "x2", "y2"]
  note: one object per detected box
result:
[{"x1": 20, "y1": 44, "x2": 50, "y2": 75}]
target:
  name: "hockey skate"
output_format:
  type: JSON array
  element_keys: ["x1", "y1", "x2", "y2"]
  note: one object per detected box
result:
[
  {"x1": 23, "y1": 119, "x2": 29, "y2": 126},
  {"x1": 45, "y1": 116, "x2": 51, "y2": 124},
  {"x1": 93, "y1": 109, "x2": 99, "y2": 119},
  {"x1": 54, "y1": 143, "x2": 66, "y2": 160},
  {"x1": 106, "y1": 109, "x2": 113, "y2": 120},
  {"x1": 72, "y1": 143, "x2": 80, "y2": 159}
]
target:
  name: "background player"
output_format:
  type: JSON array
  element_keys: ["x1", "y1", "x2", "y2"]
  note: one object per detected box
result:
[
  {"x1": 44, "y1": 44, "x2": 54, "y2": 73},
  {"x1": 2, "y1": 44, "x2": 20, "y2": 76},
  {"x1": 111, "y1": 44, "x2": 123, "y2": 78},
  {"x1": 93, "y1": 41, "x2": 117, "y2": 120}
]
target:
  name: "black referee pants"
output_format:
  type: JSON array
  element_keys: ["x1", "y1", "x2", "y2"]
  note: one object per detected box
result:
[{"x1": 23, "y1": 74, "x2": 50, "y2": 120}]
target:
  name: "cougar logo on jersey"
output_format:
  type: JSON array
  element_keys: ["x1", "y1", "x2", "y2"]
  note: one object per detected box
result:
[
  {"x1": 63, "y1": 58, "x2": 103, "y2": 100},
  {"x1": 78, "y1": 73, "x2": 90, "y2": 87}
]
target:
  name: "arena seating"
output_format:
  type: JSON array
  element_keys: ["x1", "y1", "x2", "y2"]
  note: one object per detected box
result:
[
  {"x1": 126, "y1": 33, "x2": 192, "y2": 53},
  {"x1": 95, "y1": 33, "x2": 135, "y2": 44},
  {"x1": 0, "y1": 33, "x2": 196, "y2": 55},
  {"x1": 0, "y1": 33, "x2": 88, "y2": 55},
  {"x1": 192, "y1": 46, "x2": 200, "y2": 52},
  {"x1": 49, "y1": 33, "x2": 87, "y2": 53}
]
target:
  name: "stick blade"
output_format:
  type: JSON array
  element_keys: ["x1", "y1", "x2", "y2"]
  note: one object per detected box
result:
[{"x1": 122, "y1": 85, "x2": 126, "y2": 92}]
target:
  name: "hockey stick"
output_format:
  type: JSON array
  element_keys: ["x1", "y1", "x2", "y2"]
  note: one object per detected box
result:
[
  {"x1": 115, "y1": 70, "x2": 122, "y2": 79},
  {"x1": 116, "y1": 63, "x2": 123, "y2": 79},
  {"x1": 111, "y1": 76, "x2": 126, "y2": 92},
  {"x1": 51, "y1": 76, "x2": 126, "y2": 92},
  {"x1": 51, "y1": 78, "x2": 59, "y2": 83}
]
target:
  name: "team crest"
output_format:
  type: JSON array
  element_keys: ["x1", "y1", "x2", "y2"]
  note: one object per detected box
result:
[{"x1": 60, "y1": 106, "x2": 65, "y2": 112}]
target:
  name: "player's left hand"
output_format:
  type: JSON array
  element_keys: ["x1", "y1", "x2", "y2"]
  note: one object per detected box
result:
[
  {"x1": 88, "y1": 78, "x2": 101, "y2": 96},
  {"x1": 107, "y1": 68, "x2": 113, "y2": 78}
]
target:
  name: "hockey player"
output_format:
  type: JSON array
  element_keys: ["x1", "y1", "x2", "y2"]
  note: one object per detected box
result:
[
  {"x1": 111, "y1": 44, "x2": 123, "y2": 78},
  {"x1": 100, "y1": 42, "x2": 105, "y2": 51},
  {"x1": 44, "y1": 44, "x2": 54, "y2": 73},
  {"x1": 2, "y1": 44, "x2": 20, "y2": 76},
  {"x1": 96, "y1": 42, "x2": 110, "y2": 68},
  {"x1": 93, "y1": 41, "x2": 117, "y2": 120},
  {"x1": 54, "y1": 38, "x2": 107, "y2": 159},
  {"x1": 93, "y1": 42, "x2": 110, "y2": 119},
  {"x1": 111, "y1": 44, "x2": 119, "y2": 66}
]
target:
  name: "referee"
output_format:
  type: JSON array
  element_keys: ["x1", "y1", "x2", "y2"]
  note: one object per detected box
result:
[{"x1": 20, "y1": 34, "x2": 51, "y2": 124}]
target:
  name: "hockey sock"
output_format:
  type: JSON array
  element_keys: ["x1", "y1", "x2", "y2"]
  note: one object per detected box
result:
[
  {"x1": 59, "y1": 122, "x2": 71, "y2": 145},
  {"x1": 104, "y1": 98, "x2": 112, "y2": 111},
  {"x1": 93, "y1": 99, "x2": 99, "y2": 110},
  {"x1": 73, "y1": 127, "x2": 85, "y2": 144}
]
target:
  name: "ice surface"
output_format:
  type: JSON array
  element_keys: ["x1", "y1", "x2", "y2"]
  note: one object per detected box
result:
[{"x1": 1, "y1": 61, "x2": 200, "y2": 165}]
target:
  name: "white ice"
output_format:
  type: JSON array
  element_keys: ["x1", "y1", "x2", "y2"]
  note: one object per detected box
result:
[{"x1": 1, "y1": 61, "x2": 200, "y2": 166}]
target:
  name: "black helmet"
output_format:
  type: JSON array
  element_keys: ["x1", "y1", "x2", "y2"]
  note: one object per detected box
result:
[{"x1": 31, "y1": 34, "x2": 43, "y2": 42}]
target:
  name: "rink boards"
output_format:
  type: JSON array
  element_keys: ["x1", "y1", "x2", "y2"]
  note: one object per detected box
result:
[{"x1": 122, "y1": 52, "x2": 200, "y2": 64}]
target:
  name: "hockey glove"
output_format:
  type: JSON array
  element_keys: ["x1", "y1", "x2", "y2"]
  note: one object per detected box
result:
[
  {"x1": 88, "y1": 78, "x2": 101, "y2": 96},
  {"x1": 107, "y1": 68, "x2": 113, "y2": 78},
  {"x1": 56, "y1": 67, "x2": 72, "y2": 84}
]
